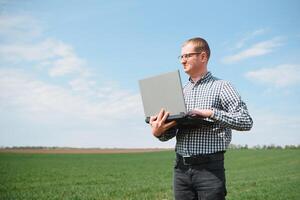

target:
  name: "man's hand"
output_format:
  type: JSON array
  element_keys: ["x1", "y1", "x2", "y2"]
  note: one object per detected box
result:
[
  {"x1": 188, "y1": 109, "x2": 214, "y2": 118},
  {"x1": 150, "y1": 109, "x2": 177, "y2": 137}
]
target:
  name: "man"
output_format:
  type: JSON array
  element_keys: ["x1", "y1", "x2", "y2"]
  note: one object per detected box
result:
[{"x1": 149, "y1": 37, "x2": 253, "y2": 200}]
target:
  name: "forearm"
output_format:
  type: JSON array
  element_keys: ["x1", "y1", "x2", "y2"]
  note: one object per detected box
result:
[{"x1": 211, "y1": 108, "x2": 253, "y2": 131}]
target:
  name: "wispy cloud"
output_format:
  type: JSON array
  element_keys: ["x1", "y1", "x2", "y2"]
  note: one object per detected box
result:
[
  {"x1": 234, "y1": 28, "x2": 268, "y2": 49},
  {"x1": 0, "y1": 38, "x2": 89, "y2": 77},
  {"x1": 68, "y1": 78, "x2": 96, "y2": 95},
  {"x1": 0, "y1": 14, "x2": 144, "y2": 125},
  {"x1": 0, "y1": 14, "x2": 90, "y2": 78},
  {"x1": 0, "y1": 68, "x2": 152, "y2": 148},
  {"x1": 0, "y1": 14, "x2": 42, "y2": 41},
  {"x1": 245, "y1": 64, "x2": 300, "y2": 87},
  {"x1": 0, "y1": 69, "x2": 143, "y2": 122},
  {"x1": 222, "y1": 37, "x2": 283, "y2": 64}
]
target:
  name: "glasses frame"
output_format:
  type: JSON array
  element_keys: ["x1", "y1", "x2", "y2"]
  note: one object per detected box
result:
[{"x1": 178, "y1": 52, "x2": 202, "y2": 61}]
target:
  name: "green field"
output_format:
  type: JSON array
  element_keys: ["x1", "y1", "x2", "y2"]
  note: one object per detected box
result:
[{"x1": 0, "y1": 149, "x2": 299, "y2": 200}]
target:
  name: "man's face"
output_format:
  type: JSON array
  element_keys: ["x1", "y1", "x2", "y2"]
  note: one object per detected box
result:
[{"x1": 180, "y1": 43, "x2": 206, "y2": 76}]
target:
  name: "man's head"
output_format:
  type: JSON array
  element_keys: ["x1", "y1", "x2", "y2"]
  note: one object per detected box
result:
[
  {"x1": 182, "y1": 37, "x2": 210, "y2": 60},
  {"x1": 180, "y1": 37, "x2": 210, "y2": 77}
]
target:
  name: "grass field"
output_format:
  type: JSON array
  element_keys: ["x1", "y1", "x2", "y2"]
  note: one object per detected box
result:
[{"x1": 0, "y1": 149, "x2": 299, "y2": 200}]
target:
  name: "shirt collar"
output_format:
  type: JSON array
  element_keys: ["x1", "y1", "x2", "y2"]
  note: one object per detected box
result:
[{"x1": 189, "y1": 71, "x2": 212, "y2": 85}]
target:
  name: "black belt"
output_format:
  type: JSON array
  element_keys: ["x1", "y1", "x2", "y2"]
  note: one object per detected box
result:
[{"x1": 176, "y1": 151, "x2": 225, "y2": 166}]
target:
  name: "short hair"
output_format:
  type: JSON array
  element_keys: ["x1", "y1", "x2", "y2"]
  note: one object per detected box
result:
[{"x1": 182, "y1": 37, "x2": 211, "y2": 60}]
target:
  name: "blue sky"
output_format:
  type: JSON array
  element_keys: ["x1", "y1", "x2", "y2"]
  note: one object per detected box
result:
[{"x1": 0, "y1": 0, "x2": 299, "y2": 148}]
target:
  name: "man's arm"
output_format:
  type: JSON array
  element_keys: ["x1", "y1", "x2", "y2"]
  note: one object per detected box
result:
[
  {"x1": 149, "y1": 109, "x2": 177, "y2": 141},
  {"x1": 212, "y1": 81, "x2": 253, "y2": 131},
  {"x1": 189, "y1": 82, "x2": 253, "y2": 131}
]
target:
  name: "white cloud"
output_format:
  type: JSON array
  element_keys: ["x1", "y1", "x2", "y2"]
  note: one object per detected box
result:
[
  {"x1": 50, "y1": 54, "x2": 87, "y2": 77},
  {"x1": 235, "y1": 28, "x2": 268, "y2": 49},
  {"x1": 245, "y1": 64, "x2": 300, "y2": 87},
  {"x1": 0, "y1": 38, "x2": 88, "y2": 77},
  {"x1": 0, "y1": 69, "x2": 143, "y2": 122},
  {"x1": 0, "y1": 14, "x2": 41, "y2": 41},
  {"x1": 223, "y1": 37, "x2": 283, "y2": 64},
  {"x1": 0, "y1": 68, "x2": 160, "y2": 148},
  {"x1": 69, "y1": 78, "x2": 96, "y2": 95},
  {"x1": 0, "y1": 14, "x2": 169, "y2": 148},
  {"x1": 0, "y1": 14, "x2": 88, "y2": 78},
  {"x1": 0, "y1": 40, "x2": 53, "y2": 62}
]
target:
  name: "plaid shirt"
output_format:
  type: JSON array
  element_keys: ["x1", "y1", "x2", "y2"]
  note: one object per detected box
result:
[{"x1": 158, "y1": 71, "x2": 253, "y2": 155}]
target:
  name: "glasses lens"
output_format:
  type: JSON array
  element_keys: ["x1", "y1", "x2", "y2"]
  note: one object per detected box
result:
[{"x1": 178, "y1": 54, "x2": 187, "y2": 60}]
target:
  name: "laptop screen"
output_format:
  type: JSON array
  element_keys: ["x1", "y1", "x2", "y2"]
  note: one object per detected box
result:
[{"x1": 138, "y1": 70, "x2": 187, "y2": 118}]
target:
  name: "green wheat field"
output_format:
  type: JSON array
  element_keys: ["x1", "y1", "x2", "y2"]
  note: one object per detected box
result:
[{"x1": 0, "y1": 149, "x2": 299, "y2": 200}]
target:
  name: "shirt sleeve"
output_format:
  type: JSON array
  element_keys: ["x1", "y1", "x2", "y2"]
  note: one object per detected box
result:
[
  {"x1": 156, "y1": 127, "x2": 178, "y2": 141},
  {"x1": 211, "y1": 81, "x2": 253, "y2": 131}
]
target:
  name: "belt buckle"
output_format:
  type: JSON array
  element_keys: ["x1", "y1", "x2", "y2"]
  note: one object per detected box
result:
[{"x1": 183, "y1": 156, "x2": 191, "y2": 165}]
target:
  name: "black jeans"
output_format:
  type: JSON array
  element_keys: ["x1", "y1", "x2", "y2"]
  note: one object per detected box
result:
[{"x1": 173, "y1": 154, "x2": 226, "y2": 200}]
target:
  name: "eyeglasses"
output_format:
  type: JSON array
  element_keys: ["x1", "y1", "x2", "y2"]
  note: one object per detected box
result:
[{"x1": 178, "y1": 52, "x2": 202, "y2": 60}]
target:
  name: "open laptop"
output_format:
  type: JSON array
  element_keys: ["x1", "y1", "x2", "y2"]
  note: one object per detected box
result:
[{"x1": 138, "y1": 70, "x2": 214, "y2": 128}]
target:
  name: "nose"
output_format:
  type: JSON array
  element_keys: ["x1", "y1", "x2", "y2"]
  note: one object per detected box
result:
[{"x1": 181, "y1": 58, "x2": 187, "y2": 65}]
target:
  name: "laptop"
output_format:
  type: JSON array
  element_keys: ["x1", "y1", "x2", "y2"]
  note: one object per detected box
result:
[{"x1": 138, "y1": 70, "x2": 214, "y2": 128}]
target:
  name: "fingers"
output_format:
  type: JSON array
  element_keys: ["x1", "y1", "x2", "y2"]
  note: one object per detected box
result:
[
  {"x1": 149, "y1": 115, "x2": 157, "y2": 124},
  {"x1": 161, "y1": 111, "x2": 169, "y2": 122},
  {"x1": 188, "y1": 109, "x2": 201, "y2": 115},
  {"x1": 188, "y1": 109, "x2": 204, "y2": 117},
  {"x1": 150, "y1": 109, "x2": 170, "y2": 127},
  {"x1": 150, "y1": 109, "x2": 176, "y2": 137},
  {"x1": 187, "y1": 109, "x2": 213, "y2": 118},
  {"x1": 157, "y1": 108, "x2": 165, "y2": 121}
]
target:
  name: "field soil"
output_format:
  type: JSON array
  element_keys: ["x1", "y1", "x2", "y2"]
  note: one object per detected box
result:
[{"x1": 0, "y1": 148, "x2": 173, "y2": 154}]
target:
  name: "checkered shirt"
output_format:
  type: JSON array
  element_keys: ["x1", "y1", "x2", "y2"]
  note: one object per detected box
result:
[{"x1": 158, "y1": 71, "x2": 253, "y2": 155}]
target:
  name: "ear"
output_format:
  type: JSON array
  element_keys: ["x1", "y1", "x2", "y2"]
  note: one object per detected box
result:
[{"x1": 200, "y1": 52, "x2": 208, "y2": 62}]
